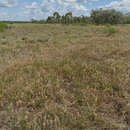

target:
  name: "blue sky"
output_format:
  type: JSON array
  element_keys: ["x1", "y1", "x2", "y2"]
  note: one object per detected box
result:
[{"x1": 0, "y1": 0, "x2": 130, "y2": 21}]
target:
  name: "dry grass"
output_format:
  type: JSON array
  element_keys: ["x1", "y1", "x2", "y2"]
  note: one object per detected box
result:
[{"x1": 0, "y1": 23, "x2": 130, "y2": 129}]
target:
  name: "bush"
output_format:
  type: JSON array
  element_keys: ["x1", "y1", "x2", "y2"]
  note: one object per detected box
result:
[
  {"x1": 125, "y1": 17, "x2": 130, "y2": 24},
  {"x1": 0, "y1": 22, "x2": 8, "y2": 32},
  {"x1": 124, "y1": 13, "x2": 130, "y2": 24},
  {"x1": 91, "y1": 9, "x2": 124, "y2": 25},
  {"x1": 104, "y1": 26, "x2": 118, "y2": 36}
]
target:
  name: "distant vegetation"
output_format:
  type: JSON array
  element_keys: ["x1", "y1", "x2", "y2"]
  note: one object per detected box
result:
[
  {"x1": 91, "y1": 9, "x2": 124, "y2": 24},
  {"x1": 30, "y1": 9, "x2": 130, "y2": 25},
  {"x1": 2, "y1": 9, "x2": 130, "y2": 25}
]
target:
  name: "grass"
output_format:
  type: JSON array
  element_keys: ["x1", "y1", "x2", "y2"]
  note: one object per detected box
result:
[{"x1": 0, "y1": 23, "x2": 130, "y2": 129}]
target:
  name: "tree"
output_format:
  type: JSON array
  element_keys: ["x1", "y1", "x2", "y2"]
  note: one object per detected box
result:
[
  {"x1": 65, "y1": 12, "x2": 73, "y2": 24},
  {"x1": 47, "y1": 16, "x2": 55, "y2": 23},
  {"x1": 61, "y1": 15, "x2": 65, "y2": 24},
  {"x1": 124, "y1": 13, "x2": 130, "y2": 24},
  {"x1": 31, "y1": 18, "x2": 37, "y2": 23},
  {"x1": 91, "y1": 9, "x2": 124, "y2": 24},
  {"x1": 53, "y1": 12, "x2": 61, "y2": 23}
]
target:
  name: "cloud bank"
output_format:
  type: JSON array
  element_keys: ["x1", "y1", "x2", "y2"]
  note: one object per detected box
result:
[
  {"x1": 0, "y1": 0, "x2": 130, "y2": 21},
  {"x1": 0, "y1": 0, "x2": 18, "y2": 7}
]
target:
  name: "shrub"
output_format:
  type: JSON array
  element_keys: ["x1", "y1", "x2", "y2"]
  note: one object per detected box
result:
[
  {"x1": 0, "y1": 22, "x2": 8, "y2": 32},
  {"x1": 91, "y1": 9, "x2": 124, "y2": 25},
  {"x1": 104, "y1": 26, "x2": 118, "y2": 36},
  {"x1": 124, "y1": 13, "x2": 130, "y2": 24},
  {"x1": 125, "y1": 17, "x2": 130, "y2": 24}
]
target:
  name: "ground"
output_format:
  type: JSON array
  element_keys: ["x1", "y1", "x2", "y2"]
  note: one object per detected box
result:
[{"x1": 0, "y1": 23, "x2": 130, "y2": 129}]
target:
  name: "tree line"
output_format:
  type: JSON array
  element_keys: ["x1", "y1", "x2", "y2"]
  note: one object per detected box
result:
[{"x1": 31, "y1": 9, "x2": 130, "y2": 25}]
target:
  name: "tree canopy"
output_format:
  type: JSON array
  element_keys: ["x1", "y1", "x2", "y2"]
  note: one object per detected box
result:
[{"x1": 31, "y1": 9, "x2": 130, "y2": 25}]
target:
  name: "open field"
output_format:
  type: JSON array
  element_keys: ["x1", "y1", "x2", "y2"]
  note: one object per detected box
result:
[{"x1": 0, "y1": 23, "x2": 130, "y2": 129}]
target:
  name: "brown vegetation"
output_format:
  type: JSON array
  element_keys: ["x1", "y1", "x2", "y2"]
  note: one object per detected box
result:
[{"x1": 0, "y1": 24, "x2": 129, "y2": 129}]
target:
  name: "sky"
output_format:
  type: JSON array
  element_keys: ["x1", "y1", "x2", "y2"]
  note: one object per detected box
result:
[{"x1": 0, "y1": 0, "x2": 130, "y2": 21}]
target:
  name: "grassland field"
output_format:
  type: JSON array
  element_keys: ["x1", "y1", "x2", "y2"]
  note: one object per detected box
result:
[{"x1": 0, "y1": 23, "x2": 130, "y2": 129}]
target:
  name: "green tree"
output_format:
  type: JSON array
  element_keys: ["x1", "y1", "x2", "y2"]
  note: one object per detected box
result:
[
  {"x1": 91, "y1": 9, "x2": 124, "y2": 24},
  {"x1": 61, "y1": 15, "x2": 65, "y2": 24},
  {"x1": 47, "y1": 16, "x2": 55, "y2": 23},
  {"x1": 53, "y1": 12, "x2": 61, "y2": 23},
  {"x1": 65, "y1": 12, "x2": 73, "y2": 24},
  {"x1": 124, "y1": 13, "x2": 130, "y2": 24}
]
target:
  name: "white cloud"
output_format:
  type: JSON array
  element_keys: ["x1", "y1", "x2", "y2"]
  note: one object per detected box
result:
[
  {"x1": 0, "y1": 0, "x2": 102, "y2": 21},
  {"x1": 103, "y1": 0, "x2": 130, "y2": 12},
  {"x1": 0, "y1": 0, "x2": 18, "y2": 7},
  {"x1": 58, "y1": 0, "x2": 88, "y2": 3},
  {"x1": 1, "y1": 0, "x2": 130, "y2": 21},
  {"x1": 22, "y1": 0, "x2": 89, "y2": 20},
  {"x1": 24, "y1": 2, "x2": 38, "y2": 9},
  {"x1": 91, "y1": 0, "x2": 99, "y2": 2}
]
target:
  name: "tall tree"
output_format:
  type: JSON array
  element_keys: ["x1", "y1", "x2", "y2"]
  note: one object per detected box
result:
[
  {"x1": 91, "y1": 9, "x2": 124, "y2": 24},
  {"x1": 53, "y1": 12, "x2": 60, "y2": 23},
  {"x1": 47, "y1": 16, "x2": 55, "y2": 23},
  {"x1": 65, "y1": 12, "x2": 72, "y2": 24}
]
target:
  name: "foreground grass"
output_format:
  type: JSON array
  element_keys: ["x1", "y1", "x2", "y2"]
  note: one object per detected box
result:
[{"x1": 0, "y1": 24, "x2": 130, "y2": 129}]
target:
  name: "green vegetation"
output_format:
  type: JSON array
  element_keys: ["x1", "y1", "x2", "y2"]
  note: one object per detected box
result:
[
  {"x1": 0, "y1": 22, "x2": 8, "y2": 32},
  {"x1": 29, "y1": 9, "x2": 130, "y2": 25},
  {"x1": 104, "y1": 25, "x2": 118, "y2": 36},
  {"x1": 3, "y1": 9, "x2": 129, "y2": 25},
  {"x1": 91, "y1": 9, "x2": 124, "y2": 24},
  {"x1": 0, "y1": 24, "x2": 129, "y2": 129},
  {"x1": 125, "y1": 14, "x2": 130, "y2": 24}
]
